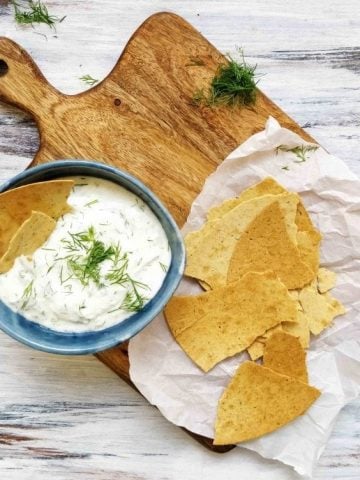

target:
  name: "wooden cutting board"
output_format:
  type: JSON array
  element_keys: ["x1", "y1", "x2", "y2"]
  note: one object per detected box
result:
[{"x1": 0, "y1": 12, "x2": 313, "y2": 452}]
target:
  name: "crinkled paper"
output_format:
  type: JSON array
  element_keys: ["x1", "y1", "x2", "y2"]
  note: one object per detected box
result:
[{"x1": 129, "y1": 118, "x2": 360, "y2": 478}]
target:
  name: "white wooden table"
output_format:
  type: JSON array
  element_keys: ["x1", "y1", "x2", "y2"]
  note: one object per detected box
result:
[{"x1": 0, "y1": 1, "x2": 359, "y2": 479}]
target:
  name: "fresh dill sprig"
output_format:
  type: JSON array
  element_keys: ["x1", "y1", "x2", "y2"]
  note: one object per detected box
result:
[
  {"x1": 54, "y1": 227, "x2": 150, "y2": 312},
  {"x1": 60, "y1": 265, "x2": 73, "y2": 285},
  {"x1": 120, "y1": 278, "x2": 149, "y2": 313},
  {"x1": 192, "y1": 49, "x2": 259, "y2": 108},
  {"x1": 67, "y1": 237, "x2": 115, "y2": 287},
  {"x1": 159, "y1": 262, "x2": 168, "y2": 272},
  {"x1": 276, "y1": 144, "x2": 319, "y2": 163},
  {"x1": 62, "y1": 226, "x2": 96, "y2": 252},
  {"x1": 84, "y1": 199, "x2": 99, "y2": 208},
  {"x1": 12, "y1": 1, "x2": 65, "y2": 29},
  {"x1": 80, "y1": 75, "x2": 99, "y2": 86},
  {"x1": 106, "y1": 252, "x2": 129, "y2": 285},
  {"x1": 21, "y1": 280, "x2": 34, "y2": 309},
  {"x1": 47, "y1": 264, "x2": 55, "y2": 274}
]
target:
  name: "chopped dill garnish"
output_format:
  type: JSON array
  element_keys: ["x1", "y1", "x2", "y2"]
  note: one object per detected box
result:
[
  {"x1": 192, "y1": 49, "x2": 258, "y2": 107},
  {"x1": 281, "y1": 166, "x2": 290, "y2": 171},
  {"x1": 41, "y1": 247, "x2": 56, "y2": 251},
  {"x1": 60, "y1": 265, "x2": 73, "y2": 285},
  {"x1": 53, "y1": 226, "x2": 150, "y2": 312},
  {"x1": 159, "y1": 262, "x2": 168, "y2": 272},
  {"x1": 65, "y1": 231, "x2": 115, "y2": 287},
  {"x1": 106, "y1": 252, "x2": 129, "y2": 285},
  {"x1": 62, "y1": 226, "x2": 96, "y2": 252},
  {"x1": 276, "y1": 144, "x2": 319, "y2": 163},
  {"x1": 12, "y1": 1, "x2": 66, "y2": 29},
  {"x1": 120, "y1": 278, "x2": 149, "y2": 313},
  {"x1": 84, "y1": 199, "x2": 99, "y2": 208},
  {"x1": 47, "y1": 264, "x2": 55, "y2": 274},
  {"x1": 80, "y1": 75, "x2": 99, "y2": 86},
  {"x1": 132, "y1": 198, "x2": 146, "y2": 211},
  {"x1": 21, "y1": 280, "x2": 34, "y2": 309}
]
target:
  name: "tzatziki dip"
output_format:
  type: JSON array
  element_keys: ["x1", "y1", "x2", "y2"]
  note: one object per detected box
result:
[{"x1": 0, "y1": 176, "x2": 171, "y2": 332}]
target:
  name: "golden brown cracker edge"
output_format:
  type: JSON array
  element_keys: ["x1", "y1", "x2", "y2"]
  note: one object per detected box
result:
[
  {"x1": 0, "y1": 179, "x2": 73, "y2": 258},
  {"x1": 166, "y1": 271, "x2": 298, "y2": 372},
  {"x1": 0, "y1": 211, "x2": 56, "y2": 273},
  {"x1": 263, "y1": 331, "x2": 308, "y2": 383},
  {"x1": 214, "y1": 362, "x2": 320, "y2": 445}
]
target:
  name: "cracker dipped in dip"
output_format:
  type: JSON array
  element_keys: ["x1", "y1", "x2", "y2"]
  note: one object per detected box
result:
[{"x1": 0, "y1": 176, "x2": 171, "y2": 332}]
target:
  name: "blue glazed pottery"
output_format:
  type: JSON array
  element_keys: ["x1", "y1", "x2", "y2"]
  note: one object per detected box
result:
[{"x1": 0, "y1": 161, "x2": 185, "y2": 355}]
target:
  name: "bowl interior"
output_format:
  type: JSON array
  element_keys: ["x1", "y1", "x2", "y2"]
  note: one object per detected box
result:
[{"x1": 0, "y1": 161, "x2": 185, "y2": 354}]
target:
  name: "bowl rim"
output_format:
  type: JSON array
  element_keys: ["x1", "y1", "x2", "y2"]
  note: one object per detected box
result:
[{"x1": 0, "y1": 160, "x2": 186, "y2": 354}]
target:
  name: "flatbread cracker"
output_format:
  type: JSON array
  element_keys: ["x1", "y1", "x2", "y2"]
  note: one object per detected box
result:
[
  {"x1": 296, "y1": 229, "x2": 321, "y2": 274},
  {"x1": 165, "y1": 271, "x2": 298, "y2": 372},
  {"x1": 0, "y1": 180, "x2": 73, "y2": 259},
  {"x1": 263, "y1": 331, "x2": 308, "y2": 382},
  {"x1": 317, "y1": 267, "x2": 337, "y2": 293},
  {"x1": 288, "y1": 290, "x2": 300, "y2": 302},
  {"x1": 282, "y1": 309, "x2": 311, "y2": 349},
  {"x1": 299, "y1": 282, "x2": 346, "y2": 335},
  {"x1": 227, "y1": 201, "x2": 314, "y2": 289},
  {"x1": 249, "y1": 304, "x2": 311, "y2": 359},
  {"x1": 214, "y1": 362, "x2": 320, "y2": 444},
  {"x1": 295, "y1": 202, "x2": 321, "y2": 274},
  {"x1": 295, "y1": 201, "x2": 316, "y2": 232},
  {"x1": 247, "y1": 341, "x2": 266, "y2": 361},
  {"x1": 247, "y1": 324, "x2": 284, "y2": 361},
  {"x1": 207, "y1": 177, "x2": 321, "y2": 274},
  {"x1": 164, "y1": 281, "x2": 240, "y2": 337},
  {"x1": 207, "y1": 177, "x2": 287, "y2": 221},
  {"x1": 185, "y1": 193, "x2": 299, "y2": 290},
  {"x1": 0, "y1": 211, "x2": 56, "y2": 273}
]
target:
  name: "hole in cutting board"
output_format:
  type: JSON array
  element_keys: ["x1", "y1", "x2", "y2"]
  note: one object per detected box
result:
[
  {"x1": 0, "y1": 60, "x2": 9, "y2": 77},
  {"x1": 114, "y1": 98, "x2": 121, "y2": 106}
]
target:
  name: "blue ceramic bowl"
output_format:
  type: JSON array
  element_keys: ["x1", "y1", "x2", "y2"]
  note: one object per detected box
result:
[{"x1": 0, "y1": 161, "x2": 185, "y2": 355}]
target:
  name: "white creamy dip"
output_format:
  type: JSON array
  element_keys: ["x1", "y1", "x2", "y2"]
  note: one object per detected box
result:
[{"x1": 0, "y1": 176, "x2": 171, "y2": 332}]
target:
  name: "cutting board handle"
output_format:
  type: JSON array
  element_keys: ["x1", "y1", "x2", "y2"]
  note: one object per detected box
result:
[{"x1": 0, "y1": 37, "x2": 60, "y2": 118}]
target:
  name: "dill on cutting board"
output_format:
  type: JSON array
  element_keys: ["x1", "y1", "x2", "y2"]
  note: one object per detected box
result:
[
  {"x1": 193, "y1": 49, "x2": 259, "y2": 108},
  {"x1": 12, "y1": 1, "x2": 65, "y2": 29}
]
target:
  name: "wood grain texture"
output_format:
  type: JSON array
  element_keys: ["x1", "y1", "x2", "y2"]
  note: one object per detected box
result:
[
  {"x1": 0, "y1": 11, "x2": 314, "y2": 452},
  {"x1": 0, "y1": 1, "x2": 359, "y2": 478},
  {"x1": 0, "y1": 13, "x2": 311, "y2": 226}
]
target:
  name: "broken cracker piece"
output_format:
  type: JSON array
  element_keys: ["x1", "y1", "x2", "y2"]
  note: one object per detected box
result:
[
  {"x1": 317, "y1": 267, "x2": 337, "y2": 293},
  {"x1": 165, "y1": 271, "x2": 297, "y2": 372},
  {"x1": 214, "y1": 362, "x2": 320, "y2": 444},
  {"x1": 299, "y1": 283, "x2": 346, "y2": 335},
  {"x1": 263, "y1": 331, "x2": 308, "y2": 383}
]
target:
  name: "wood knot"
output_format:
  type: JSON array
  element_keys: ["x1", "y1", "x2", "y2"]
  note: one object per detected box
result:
[{"x1": 0, "y1": 60, "x2": 9, "y2": 77}]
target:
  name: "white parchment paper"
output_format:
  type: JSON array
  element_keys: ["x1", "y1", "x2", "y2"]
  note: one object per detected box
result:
[{"x1": 129, "y1": 118, "x2": 360, "y2": 478}]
